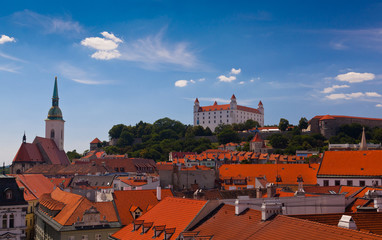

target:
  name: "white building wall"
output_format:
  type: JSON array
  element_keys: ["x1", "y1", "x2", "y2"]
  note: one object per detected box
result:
[
  {"x1": 45, "y1": 119, "x2": 65, "y2": 150},
  {"x1": 0, "y1": 205, "x2": 28, "y2": 240},
  {"x1": 317, "y1": 177, "x2": 382, "y2": 187}
]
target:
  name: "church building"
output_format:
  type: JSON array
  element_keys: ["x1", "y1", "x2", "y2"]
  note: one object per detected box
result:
[
  {"x1": 193, "y1": 94, "x2": 264, "y2": 131},
  {"x1": 10, "y1": 77, "x2": 70, "y2": 174}
]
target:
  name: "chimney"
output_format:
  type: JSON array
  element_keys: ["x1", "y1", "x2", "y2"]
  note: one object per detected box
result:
[
  {"x1": 374, "y1": 198, "x2": 382, "y2": 212},
  {"x1": 235, "y1": 196, "x2": 250, "y2": 215},
  {"x1": 338, "y1": 215, "x2": 357, "y2": 230},
  {"x1": 261, "y1": 202, "x2": 282, "y2": 221},
  {"x1": 256, "y1": 188, "x2": 263, "y2": 198},
  {"x1": 156, "y1": 186, "x2": 161, "y2": 201},
  {"x1": 266, "y1": 183, "x2": 276, "y2": 198}
]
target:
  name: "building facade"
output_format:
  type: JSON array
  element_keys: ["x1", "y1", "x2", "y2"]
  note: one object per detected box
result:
[
  {"x1": 0, "y1": 175, "x2": 28, "y2": 240},
  {"x1": 193, "y1": 94, "x2": 264, "y2": 131}
]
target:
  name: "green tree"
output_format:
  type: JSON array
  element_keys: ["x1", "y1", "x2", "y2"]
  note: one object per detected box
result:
[
  {"x1": 269, "y1": 134, "x2": 289, "y2": 148},
  {"x1": 116, "y1": 131, "x2": 134, "y2": 147},
  {"x1": 66, "y1": 150, "x2": 82, "y2": 160},
  {"x1": 108, "y1": 124, "x2": 127, "y2": 139},
  {"x1": 217, "y1": 129, "x2": 240, "y2": 144},
  {"x1": 278, "y1": 118, "x2": 289, "y2": 131},
  {"x1": 298, "y1": 117, "x2": 309, "y2": 130}
]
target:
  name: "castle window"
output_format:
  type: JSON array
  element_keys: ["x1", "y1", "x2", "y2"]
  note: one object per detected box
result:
[
  {"x1": 2, "y1": 215, "x2": 7, "y2": 228},
  {"x1": 50, "y1": 129, "x2": 55, "y2": 139},
  {"x1": 9, "y1": 214, "x2": 14, "y2": 228}
]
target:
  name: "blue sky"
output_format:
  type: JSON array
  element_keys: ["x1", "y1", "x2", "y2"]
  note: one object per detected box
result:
[{"x1": 1, "y1": 1, "x2": 382, "y2": 164}]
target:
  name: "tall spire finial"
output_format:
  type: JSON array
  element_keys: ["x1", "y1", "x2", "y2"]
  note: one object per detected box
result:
[
  {"x1": 52, "y1": 76, "x2": 59, "y2": 107},
  {"x1": 23, "y1": 131, "x2": 26, "y2": 143},
  {"x1": 359, "y1": 127, "x2": 368, "y2": 151}
]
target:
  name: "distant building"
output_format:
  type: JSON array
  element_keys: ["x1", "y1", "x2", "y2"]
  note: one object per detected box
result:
[
  {"x1": 249, "y1": 133, "x2": 268, "y2": 153},
  {"x1": 11, "y1": 77, "x2": 70, "y2": 174},
  {"x1": 309, "y1": 115, "x2": 382, "y2": 138},
  {"x1": 90, "y1": 138, "x2": 102, "y2": 151},
  {"x1": 0, "y1": 175, "x2": 28, "y2": 240},
  {"x1": 317, "y1": 150, "x2": 382, "y2": 187},
  {"x1": 193, "y1": 94, "x2": 264, "y2": 131},
  {"x1": 35, "y1": 188, "x2": 121, "y2": 240}
]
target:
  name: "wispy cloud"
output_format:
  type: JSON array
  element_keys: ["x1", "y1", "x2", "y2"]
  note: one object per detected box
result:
[
  {"x1": 0, "y1": 52, "x2": 27, "y2": 63},
  {"x1": 175, "y1": 78, "x2": 202, "y2": 87},
  {"x1": 58, "y1": 63, "x2": 110, "y2": 85},
  {"x1": 0, "y1": 65, "x2": 20, "y2": 73},
  {"x1": 335, "y1": 71, "x2": 375, "y2": 83},
  {"x1": 0, "y1": 35, "x2": 15, "y2": 44},
  {"x1": 81, "y1": 29, "x2": 198, "y2": 68},
  {"x1": 321, "y1": 84, "x2": 350, "y2": 93},
  {"x1": 12, "y1": 10, "x2": 82, "y2": 34},
  {"x1": 376, "y1": 104, "x2": 382, "y2": 107},
  {"x1": 326, "y1": 91, "x2": 382, "y2": 100},
  {"x1": 239, "y1": 81, "x2": 245, "y2": 85}
]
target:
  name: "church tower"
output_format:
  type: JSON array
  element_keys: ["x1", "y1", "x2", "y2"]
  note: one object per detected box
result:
[{"x1": 45, "y1": 77, "x2": 65, "y2": 150}]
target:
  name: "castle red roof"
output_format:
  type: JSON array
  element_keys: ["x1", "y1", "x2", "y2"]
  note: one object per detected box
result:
[{"x1": 90, "y1": 138, "x2": 101, "y2": 144}]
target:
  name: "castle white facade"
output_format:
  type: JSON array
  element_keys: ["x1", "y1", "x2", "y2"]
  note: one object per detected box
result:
[{"x1": 193, "y1": 94, "x2": 264, "y2": 131}]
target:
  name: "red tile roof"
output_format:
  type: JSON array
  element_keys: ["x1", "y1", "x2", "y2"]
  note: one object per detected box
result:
[
  {"x1": 220, "y1": 164, "x2": 319, "y2": 185},
  {"x1": 39, "y1": 188, "x2": 118, "y2": 226},
  {"x1": 112, "y1": 197, "x2": 207, "y2": 240},
  {"x1": 33, "y1": 137, "x2": 70, "y2": 165},
  {"x1": 318, "y1": 150, "x2": 382, "y2": 176},
  {"x1": 12, "y1": 143, "x2": 43, "y2": 163},
  {"x1": 312, "y1": 115, "x2": 382, "y2": 122},
  {"x1": 113, "y1": 189, "x2": 173, "y2": 225},
  {"x1": 250, "y1": 133, "x2": 263, "y2": 143},
  {"x1": 90, "y1": 138, "x2": 102, "y2": 144},
  {"x1": 10, "y1": 174, "x2": 55, "y2": 201},
  {"x1": 291, "y1": 212, "x2": 382, "y2": 236},
  {"x1": 254, "y1": 215, "x2": 382, "y2": 239}
]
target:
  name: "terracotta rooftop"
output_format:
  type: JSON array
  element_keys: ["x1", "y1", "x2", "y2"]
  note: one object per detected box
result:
[
  {"x1": 39, "y1": 188, "x2": 118, "y2": 226},
  {"x1": 10, "y1": 174, "x2": 55, "y2": 201},
  {"x1": 12, "y1": 143, "x2": 43, "y2": 163},
  {"x1": 111, "y1": 197, "x2": 208, "y2": 240},
  {"x1": 318, "y1": 150, "x2": 382, "y2": 177},
  {"x1": 220, "y1": 163, "x2": 319, "y2": 185},
  {"x1": 291, "y1": 212, "x2": 382, "y2": 236},
  {"x1": 90, "y1": 138, "x2": 102, "y2": 144},
  {"x1": 113, "y1": 189, "x2": 173, "y2": 225}
]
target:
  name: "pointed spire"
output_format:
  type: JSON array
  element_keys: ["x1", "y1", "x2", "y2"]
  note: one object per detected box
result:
[
  {"x1": 52, "y1": 76, "x2": 59, "y2": 107},
  {"x1": 359, "y1": 127, "x2": 368, "y2": 151},
  {"x1": 258, "y1": 101, "x2": 263, "y2": 106},
  {"x1": 23, "y1": 131, "x2": 26, "y2": 143},
  {"x1": 194, "y1": 98, "x2": 199, "y2": 103},
  {"x1": 231, "y1": 94, "x2": 236, "y2": 100},
  {"x1": 213, "y1": 101, "x2": 218, "y2": 106}
]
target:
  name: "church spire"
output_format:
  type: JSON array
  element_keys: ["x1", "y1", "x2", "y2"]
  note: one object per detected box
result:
[
  {"x1": 359, "y1": 127, "x2": 368, "y2": 151},
  {"x1": 52, "y1": 76, "x2": 59, "y2": 107}
]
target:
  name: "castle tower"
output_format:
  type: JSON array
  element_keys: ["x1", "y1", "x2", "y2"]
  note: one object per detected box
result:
[
  {"x1": 45, "y1": 77, "x2": 65, "y2": 150},
  {"x1": 258, "y1": 101, "x2": 264, "y2": 115},
  {"x1": 194, "y1": 98, "x2": 200, "y2": 113},
  {"x1": 230, "y1": 94, "x2": 237, "y2": 110}
]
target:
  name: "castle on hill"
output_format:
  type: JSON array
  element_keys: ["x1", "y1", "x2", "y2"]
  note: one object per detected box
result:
[
  {"x1": 10, "y1": 77, "x2": 70, "y2": 174},
  {"x1": 193, "y1": 94, "x2": 264, "y2": 131}
]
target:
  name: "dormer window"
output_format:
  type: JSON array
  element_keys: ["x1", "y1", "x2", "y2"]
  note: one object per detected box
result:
[{"x1": 5, "y1": 189, "x2": 12, "y2": 200}]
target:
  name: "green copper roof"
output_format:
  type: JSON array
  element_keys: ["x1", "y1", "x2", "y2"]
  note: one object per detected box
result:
[{"x1": 47, "y1": 77, "x2": 64, "y2": 120}]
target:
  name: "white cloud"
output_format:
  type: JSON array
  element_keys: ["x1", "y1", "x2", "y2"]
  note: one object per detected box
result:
[
  {"x1": 175, "y1": 80, "x2": 188, "y2": 87},
  {"x1": 101, "y1": 32, "x2": 122, "y2": 43},
  {"x1": 82, "y1": 29, "x2": 197, "y2": 67},
  {"x1": 0, "y1": 52, "x2": 26, "y2": 62},
  {"x1": 197, "y1": 97, "x2": 230, "y2": 103},
  {"x1": 81, "y1": 32, "x2": 123, "y2": 60},
  {"x1": 91, "y1": 50, "x2": 121, "y2": 60},
  {"x1": 239, "y1": 81, "x2": 245, "y2": 85},
  {"x1": 230, "y1": 68, "x2": 241, "y2": 75},
  {"x1": 218, "y1": 75, "x2": 236, "y2": 82},
  {"x1": 335, "y1": 72, "x2": 375, "y2": 83},
  {"x1": 12, "y1": 10, "x2": 82, "y2": 34},
  {"x1": 0, "y1": 65, "x2": 20, "y2": 73},
  {"x1": 326, "y1": 92, "x2": 364, "y2": 100},
  {"x1": 366, "y1": 92, "x2": 382, "y2": 97},
  {"x1": 0, "y1": 35, "x2": 15, "y2": 44},
  {"x1": 198, "y1": 78, "x2": 205, "y2": 82},
  {"x1": 325, "y1": 91, "x2": 382, "y2": 100},
  {"x1": 175, "y1": 79, "x2": 197, "y2": 87},
  {"x1": 376, "y1": 104, "x2": 382, "y2": 107},
  {"x1": 321, "y1": 84, "x2": 350, "y2": 93}
]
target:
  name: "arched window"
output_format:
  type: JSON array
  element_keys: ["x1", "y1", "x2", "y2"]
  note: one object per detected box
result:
[
  {"x1": 9, "y1": 214, "x2": 14, "y2": 228},
  {"x1": 50, "y1": 129, "x2": 55, "y2": 139},
  {"x1": 5, "y1": 190, "x2": 12, "y2": 200},
  {"x1": 61, "y1": 130, "x2": 63, "y2": 140},
  {"x1": 2, "y1": 215, "x2": 7, "y2": 229}
]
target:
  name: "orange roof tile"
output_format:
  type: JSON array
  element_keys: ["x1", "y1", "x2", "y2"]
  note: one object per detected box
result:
[
  {"x1": 318, "y1": 150, "x2": 382, "y2": 176},
  {"x1": 112, "y1": 197, "x2": 207, "y2": 240},
  {"x1": 10, "y1": 174, "x2": 55, "y2": 201},
  {"x1": 220, "y1": 164, "x2": 319, "y2": 185},
  {"x1": 90, "y1": 138, "x2": 102, "y2": 144},
  {"x1": 113, "y1": 189, "x2": 173, "y2": 225}
]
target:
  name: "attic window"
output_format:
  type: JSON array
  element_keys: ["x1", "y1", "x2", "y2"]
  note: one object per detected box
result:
[
  {"x1": 361, "y1": 168, "x2": 364, "y2": 170},
  {"x1": 5, "y1": 189, "x2": 12, "y2": 200}
]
